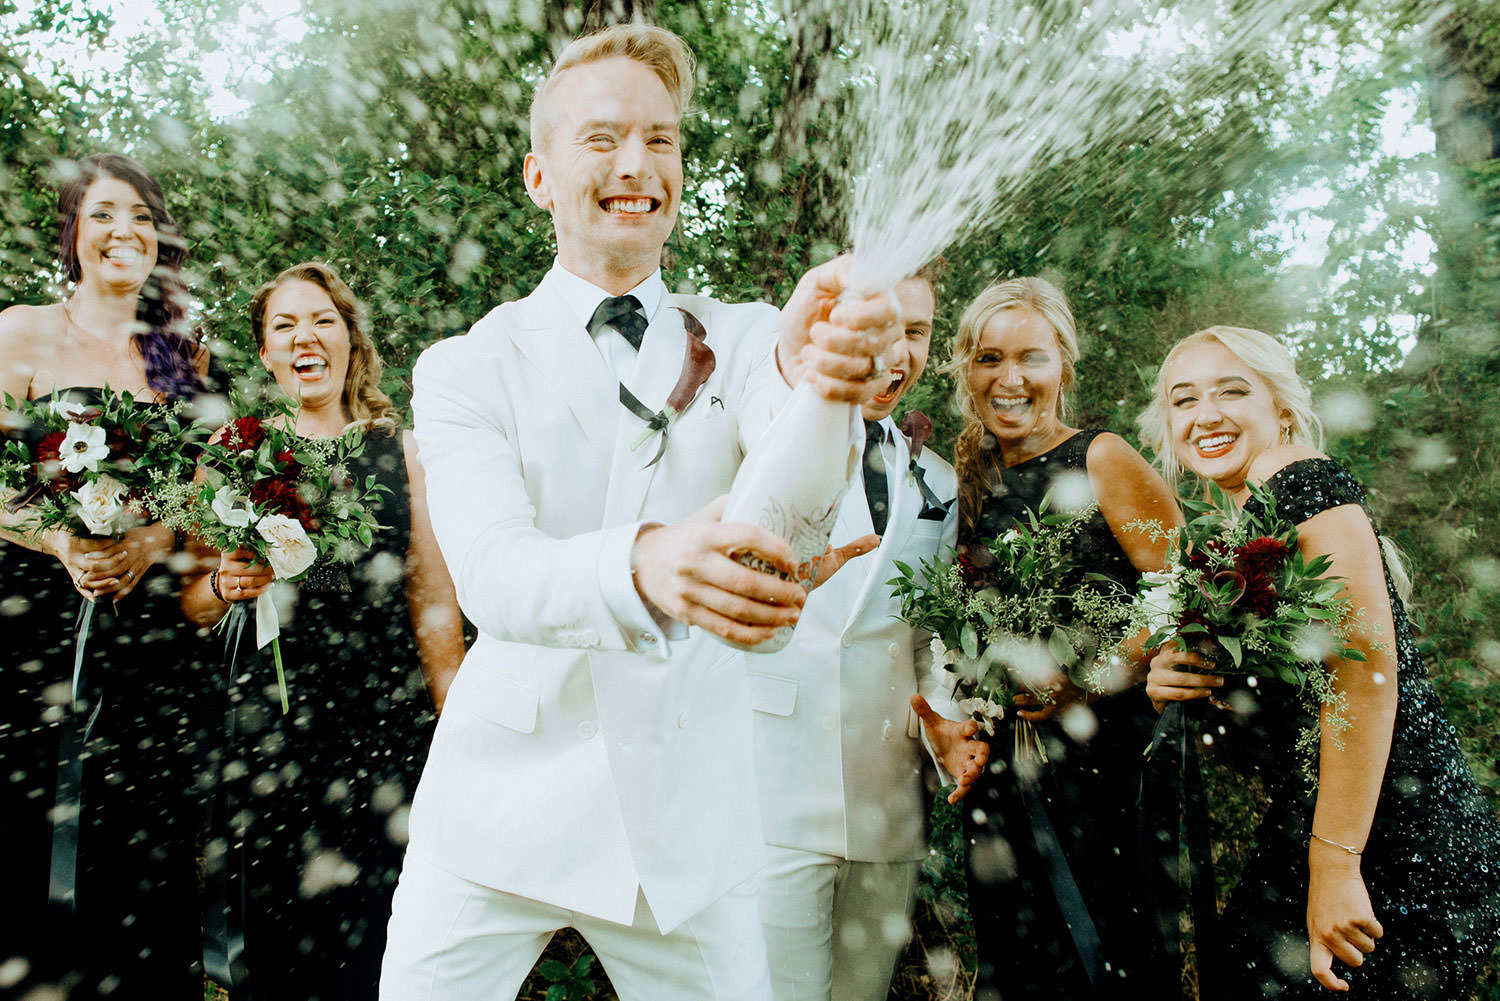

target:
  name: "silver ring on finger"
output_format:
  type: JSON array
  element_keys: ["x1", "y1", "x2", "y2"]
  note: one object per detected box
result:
[
  {"x1": 866, "y1": 355, "x2": 888, "y2": 382},
  {"x1": 122, "y1": 568, "x2": 135, "y2": 583}
]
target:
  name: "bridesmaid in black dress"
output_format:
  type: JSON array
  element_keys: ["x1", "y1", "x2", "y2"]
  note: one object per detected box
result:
[
  {"x1": 934, "y1": 276, "x2": 1181, "y2": 998},
  {"x1": 1141, "y1": 325, "x2": 1500, "y2": 998},
  {"x1": 0, "y1": 154, "x2": 211, "y2": 999},
  {"x1": 181, "y1": 261, "x2": 464, "y2": 1001}
]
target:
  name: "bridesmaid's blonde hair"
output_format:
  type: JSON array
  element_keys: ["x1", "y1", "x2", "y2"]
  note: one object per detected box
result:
[
  {"x1": 1138, "y1": 325, "x2": 1410, "y2": 601},
  {"x1": 944, "y1": 276, "x2": 1079, "y2": 532}
]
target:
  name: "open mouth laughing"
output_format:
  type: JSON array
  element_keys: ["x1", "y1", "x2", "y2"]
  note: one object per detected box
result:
[{"x1": 872, "y1": 369, "x2": 907, "y2": 406}]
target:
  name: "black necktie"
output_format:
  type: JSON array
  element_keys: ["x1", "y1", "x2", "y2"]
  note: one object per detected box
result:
[
  {"x1": 587, "y1": 295, "x2": 648, "y2": 351},
  {"x1": 863, "y1": 419, "x2": 889, "y2": 536}
]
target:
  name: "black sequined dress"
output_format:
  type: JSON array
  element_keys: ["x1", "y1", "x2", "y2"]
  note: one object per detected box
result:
[
  {"x1": 206, "y1": 428, "x2": 438, "y2": 1001},
  {"x1": 959, "y1": 429, "x2": 1160, "y2": 999},
  {"x1": 0, "y1": 387, "x2": 202, "y2": 1000},
  {"x1": 1214, "y1": 458, "x2": 1500, "y2": 999}
]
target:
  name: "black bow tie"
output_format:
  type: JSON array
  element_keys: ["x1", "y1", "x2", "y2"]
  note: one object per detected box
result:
[{"x1": 587, "y1": 295, "x2": 648, "y2": 351}]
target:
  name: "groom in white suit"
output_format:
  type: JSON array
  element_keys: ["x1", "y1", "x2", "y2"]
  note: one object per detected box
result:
[
  {"x1": 381, "y1": 23, "x2": 900, "y2": 1001},
  {"x1": 750, "y1": 268, "x2": 989, "y2": 1001}
]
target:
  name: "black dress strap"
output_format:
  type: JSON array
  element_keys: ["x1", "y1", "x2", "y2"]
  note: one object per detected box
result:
[{"x1": 1250, "y1": 457, "x2": 1367, "y2": 525}]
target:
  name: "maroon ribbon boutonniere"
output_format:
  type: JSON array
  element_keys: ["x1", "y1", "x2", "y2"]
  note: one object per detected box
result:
[
  {"x1": 620, "y1": 307, "x2": 717, "y2": 467},
  {"x1": 900, "y1": 409, "x2": 933, "y2": 461},
  {"x1": 900, "y1": 409, "x2": 951, "y2": 514}
]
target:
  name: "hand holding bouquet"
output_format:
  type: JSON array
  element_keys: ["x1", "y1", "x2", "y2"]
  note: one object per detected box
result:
[
  {"x1": 149, "y1": 407, "x2": 385, "y2": 710},
  {"x1": 890, "y1": 501, "x2": 1134, "y2": 765},
  {"x1": 1132, "y1": 484, "x2": 1362, "y2": 772}
]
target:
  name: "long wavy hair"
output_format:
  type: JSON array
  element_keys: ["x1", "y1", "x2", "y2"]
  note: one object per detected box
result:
[
  {"x1": 58, "y1": 153, "x2": 202, "y2": 400},
  {"x1": 944, "y1": 276, "x2": 1080, "y2": 532},
  {"x1": 249, "y1": 262, "x2": 399, "y2": 433}
]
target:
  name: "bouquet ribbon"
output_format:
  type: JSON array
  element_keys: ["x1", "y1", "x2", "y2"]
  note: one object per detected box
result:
[
  {"x1": 199, "y1": 602, "x2": 252, "y2": 992},
  {"x1": 254, "y1": 589, "x2": 290, "y2": 714},
  {"x1": 1139, "y1": 702, "x2": 1223, "y2": 998},
  {"x1": 1011, "y1": 740, "x2": 1106, "y2": 991},
  {"x1": 47, "y1": 596, "x2": 102, "y2": 909}
]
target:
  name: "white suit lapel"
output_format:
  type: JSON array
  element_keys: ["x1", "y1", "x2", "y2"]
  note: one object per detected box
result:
[
  {"x1": 842, "y1": 420, "x2": 912, "y2": 628},
  {"x1": 601, "y1": 306, "x2": 689, "y2": 526},
  {"x1": 508, "y1": 277, "x2": 618, "y2": 462}
]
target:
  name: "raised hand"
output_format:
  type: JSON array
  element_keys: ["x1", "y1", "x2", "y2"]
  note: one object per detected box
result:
[
  {"x1": 777, "y1": 256, "x2": 901, "y2": 403},
  {"x1": 911, "y1": 694, "x2": 990, "y2": 803}
]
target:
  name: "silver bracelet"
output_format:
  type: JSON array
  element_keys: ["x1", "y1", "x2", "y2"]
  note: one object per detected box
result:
[{"x1": 1309, "y1": 832, "x2": 1362, "y2": 856}]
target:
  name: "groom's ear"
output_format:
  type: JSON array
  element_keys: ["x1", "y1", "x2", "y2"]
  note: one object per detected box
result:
[{"x1": 523, "y1": 152, "x2": 552, "y2": 211}]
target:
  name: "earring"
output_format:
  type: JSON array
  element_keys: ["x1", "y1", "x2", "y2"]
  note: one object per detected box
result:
[{"x1": 1280, "y1": 425, "x2": 1292, "y2": 444}]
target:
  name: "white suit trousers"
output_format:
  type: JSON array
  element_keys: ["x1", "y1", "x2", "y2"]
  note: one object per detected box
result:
[
  {"x1": 757, "y1": 845, "x2": 920, "y2": 1001},
  {"x1": 380, "y1": 854, "x2": 772, "y2": 1001}
]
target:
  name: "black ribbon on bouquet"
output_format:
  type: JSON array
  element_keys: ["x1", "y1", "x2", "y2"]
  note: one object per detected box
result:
[
  {"x1": 1139, "y1": 701, "x2": 1222, "y2": 1000},
  {"x1": 47, "y1": 596, "x2": 102, "y2": 909},
  {"x1": 1013, "y1": 758, "x2": 1106, "y2": 992},
  {"x1": 199, "y1": 601, "x2": 252, "y2": 994}
]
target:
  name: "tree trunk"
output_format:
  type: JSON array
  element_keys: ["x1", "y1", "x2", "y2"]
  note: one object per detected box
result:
[{"x1": 1418, "y1": 4, "x2": 1500, "y2": 362}]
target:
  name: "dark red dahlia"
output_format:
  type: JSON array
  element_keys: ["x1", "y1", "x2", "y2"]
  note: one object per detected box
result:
[
  {"x1": 1237, "y1": 536, "x2": 1291, "y2": 575},
  {"x1": 221, "y1": 417, "x2": 266, "y2": 453},
  {"x1": 1241, "y1": 569, "x2": 1279, "y2": 618},
  {"x1": 35, "y1": 432, "x2": 78, "y2": 494},
  {"x1": 250, "y1": 476, "x2": 313, "y2": 525}
]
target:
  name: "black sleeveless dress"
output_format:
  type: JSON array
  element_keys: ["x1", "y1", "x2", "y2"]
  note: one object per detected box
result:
[
  {"x1": 0, "y1": 387, "x2": 203, "y2": 1000},
  {"x1": 202, "y1": 428, "x2": 438, "y2": 1001},
  {"x1": 958, "y1": 429, "x2": 1159, "y2": 999},
  {"x1": 1212, "y1": 458, "x2": 1500, "y2": 999}
]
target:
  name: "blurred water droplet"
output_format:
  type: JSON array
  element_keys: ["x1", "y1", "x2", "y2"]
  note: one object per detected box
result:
[
  {"x1": 1050, "y1": 470, "x2": 1092, "y2": 513},
  {"x1": 301, "y1": 850, "x2": 359, "y2": 897},
  {"x1": 1319, "y1": 388, "x2": 1373, "y2": 434}
]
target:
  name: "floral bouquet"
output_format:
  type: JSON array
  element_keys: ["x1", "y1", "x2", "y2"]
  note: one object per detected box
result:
[
  {"x1": 1, "y1": 390, "x2": 199, "y2": 540},
  {"x1": 890, "y1": 501, "x2": 1134, "y2": 765},
  {"x1": 148, "y1": 409, "x2": 385, "y2": 711},
  {"x1": 1132, "y1": 483, "x2": 1362, "y2": 772}
]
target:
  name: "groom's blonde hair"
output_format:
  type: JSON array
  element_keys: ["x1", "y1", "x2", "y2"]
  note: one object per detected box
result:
[{"x1": 530, "y1": 24, "x2": 696, "y2": 152}]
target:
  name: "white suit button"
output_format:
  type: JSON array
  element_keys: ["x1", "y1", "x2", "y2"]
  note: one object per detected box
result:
[
  {"x1": 578, "y1": 721, "x2": 597, "y2": 739},
  {"x1": 821, "y1": 714, "x2": 837, "y2": 732},
  {"x1": 840, "y1": 635, "x2": 852, "y2": 649},
  {"x1": 888, "y1": 642, "x2": 900, "y2": 658},
  {"x1": 677, "y1": 711, "x2": 691, "y2": 728},
  {"x1": 640, "y1": 632, "x2": 656, "y2": 645}
]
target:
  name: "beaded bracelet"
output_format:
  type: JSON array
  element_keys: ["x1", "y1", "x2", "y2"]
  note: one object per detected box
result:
[
  {"x1": 209, "y1": 568, "x2": 229, "y2": 605},
  {"x1": 1310, "y1": 832, "x2": 1362, "y2": 856}
]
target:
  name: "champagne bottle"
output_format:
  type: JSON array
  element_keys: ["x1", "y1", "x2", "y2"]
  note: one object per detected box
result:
[{"x1": 717, "y1": 380, "x2": 862, "y2": 653}]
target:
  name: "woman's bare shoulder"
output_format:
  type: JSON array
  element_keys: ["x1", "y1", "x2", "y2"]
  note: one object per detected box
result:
[{"x1": 0, "y1": 304, "x2": 65, "y2": 397}]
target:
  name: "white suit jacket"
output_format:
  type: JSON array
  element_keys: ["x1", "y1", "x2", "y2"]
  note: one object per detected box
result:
[
  {"x1": 407, "y1": 267, "x2": 786, "y2": 933},
  {"x1": 750, "y1": 418, "x2": 957, "y2": 862}
]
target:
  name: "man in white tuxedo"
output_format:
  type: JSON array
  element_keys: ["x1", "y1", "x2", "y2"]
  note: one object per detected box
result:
[
  {"x1": 380, "y1": 23, "x2": 900, "y2": 1001},
  {"x1": 750, "y1": 266, "x2": 990, "y2": 1001}
]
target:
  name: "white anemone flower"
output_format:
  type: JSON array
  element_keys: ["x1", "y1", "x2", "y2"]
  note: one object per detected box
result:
[
  {"x1": 211, "y1": 485, "x2": 256, "y2": 528},
  {"x1": 58, "y1": 423, "x2": 109, "y2": 473}
]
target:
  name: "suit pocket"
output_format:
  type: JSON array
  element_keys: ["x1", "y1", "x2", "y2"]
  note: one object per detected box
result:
[
  {"x1": 748, "y1": 672, "x2": 798, "y2": 717},
  {"x1": 459, "y1": 663, "x2": 540, "y2": 734}
]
